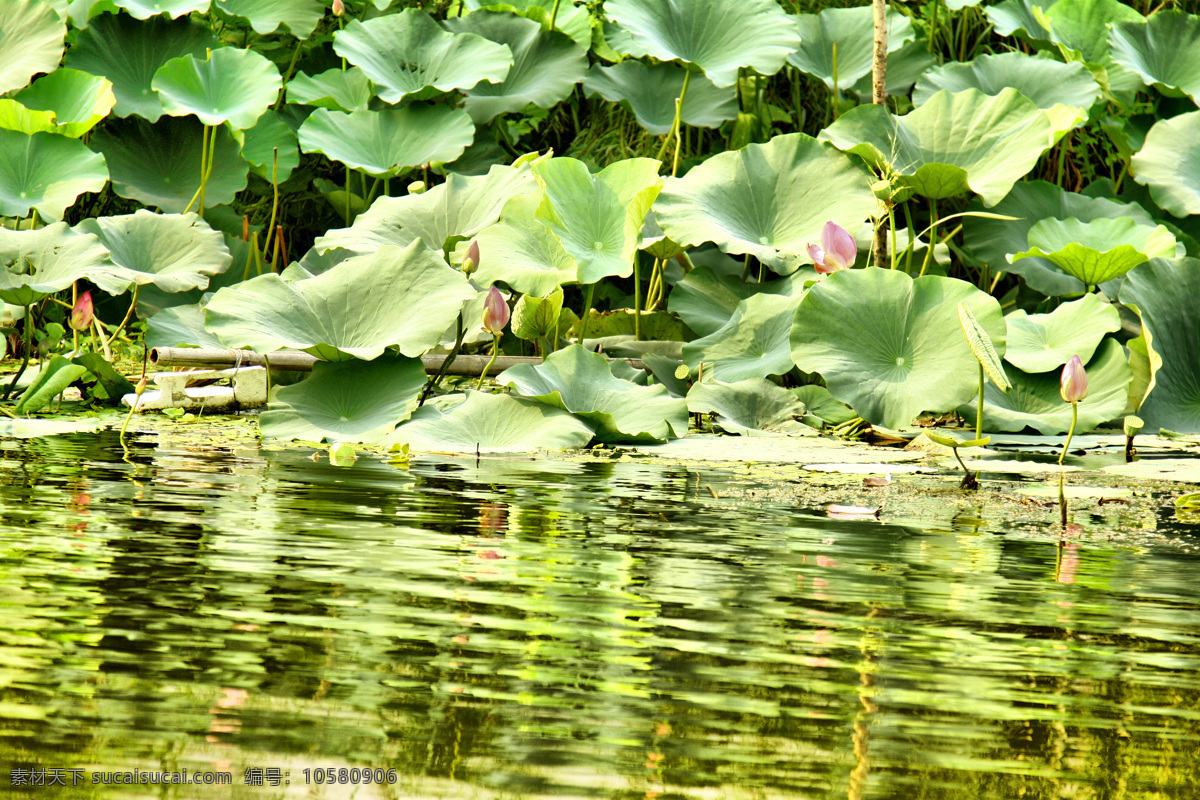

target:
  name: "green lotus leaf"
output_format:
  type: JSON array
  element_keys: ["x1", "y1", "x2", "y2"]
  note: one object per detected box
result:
[
  {"x1": 0, "y1": 69, "x2": 116, "y2": 137},
  {"x1": 1039, "y1": 0, "x2": 1143, "y2": 95},
  {"x1": 65, "y1": 12, "x2": 218, "y2": 122},
  {"x1": 285, "y1": 67, "x2": 374, "y2": 112},
  {"x1": 333, "y1": 9, "x2": 512, "y2": 104},
  {"x1": 259, "y1": 355, "x2": 427, "y2": 443},
  {"x1": 91, "y1": 115, "x2": 247, "y2": 212},
  {"x1": 682, "y1": 293, "x2": 801, "y2": 382},
  {"x1": 1004, "y1": 293, "x2": 1122, "y2": 374},
  {"x1": 14, "y1": 355, "x2": 90, "y2": 415},
  {"x1": 963, "y1": 180, "x2": 1159, "y2": 296},
  {"x1": 153, "y1": 47, "x2": 281, "y2": 130},
  {"x1": 532, "y1": 156, "x2": 662, "y2": 284},
  {"x1": 145, "y1": 303, "x2": 226, "y2": 350},
  {"x1": 1131, "y1": 110, "x2": 1200, "y2": 217},
  {"x1": 667, "y1": 264, "x2": 808, "y2": 337},
  {"x1": 0, "y1": 223, "x2": 130, "y2": 305},
  {"x1": 821, "y1": 89, "x2": 1074, "y2": 206},
  {"x1": 791, "y1": 384, "x2": 857, "y2": 426},
  {"x1": 1011, "y1": 217, "x2": 1177, "y2": 286},
  {"x1": 315, "y1": 162, "x2": 536, "y2": 257},
  {"x1": 76, "y1": 210, "x2": 230, "y2": 293},
  {"x1": 234, "y1": 110, "x2": 298, "y2": 184},
  {"x1": 1110, "y1": 11, "x2": 1200, "y2": 103},
  {"x1": 985, "y1": 0, "x2": 1055, "y2": 42},
  {"x1": 112, "y1": 0, "x2": 210, "y2": 19},
  {"x1": 0, "y1": 129, "x2": 108, "y2": 221},
  {"x1": 582, "y1": 61, "x2": 737, "y2": 135},
  {"x1": 204, "y1": 241, "x2": 476, "y2": 361},
  {"x1": 470, "y1": 192, "x2": 578, "y2": 295},
  {"x1": 790, "y1": 268, "x2": 1006, "y2": 430},
  {"x1": 914, "y1": 52, "x2": 1100, "y2": 112},
  {"x1": 445, "y1": 11, "x2": 586, "y2": 124},
  {"x1": 0, "y1": 0, "x2": 67, "y2": 95},
  {"x1": 849, "y1": 38, "x2": 936, "y2": 98},
  {"x1": 298, "y1": 105, "x2": 474, "y2": 179},
  {"x1": 214, "y1": 0, "x2": 324, "y2": 39},
  {"x1": 511, "y1": 287, "x2": 563, "y2": 341},
  {"x1": 1120, "y1": 257, "x2": 1200, "y2": 431},
  {"x1": 501, "y1": 344, "x2": 687, "y2": 443},
  {"x1": 959, "y1": 338, "x2": 1131, "y2": 435},
  {"x1": 383, "y1": 391, "x2": 596, "y2": 453},
  {"x1": 686, "y1": 378, "x2": 807, "y2": 436},
  {"x1": 467, "y1": 0, "x2": 592, "y2": 49},
  {"x1": 787, "y1": 6, "x2": 914, "y2": 90},
  {"x1": 655, "y1": 133, "x2": 876, "y2": 273},
  {"x1": 604, "y1": 0, "x2": 799, "y2": 89}
]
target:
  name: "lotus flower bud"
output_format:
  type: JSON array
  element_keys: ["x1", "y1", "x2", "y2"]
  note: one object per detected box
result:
[
  {"x1": 1060, "y1": 355, "x2": 1088, "y2": 404},
  {"x1": 69, "y1": 290, "x2": 93, "y2": 331},
  {"x1": 462, "y1": 239, "x2": 480, "y2": 275},
  {"x1": 482, "y1": 286, "x2": 509, "y2": 335},
  {"x1": 332, "y1": 0, "x2": 344, "y2": 16},
  {"x1": 807, "y1": 220, "x2": 857, "y2": 274}
]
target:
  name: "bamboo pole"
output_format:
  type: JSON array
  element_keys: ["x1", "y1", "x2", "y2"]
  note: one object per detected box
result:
[{"x1": 871, "y1": 0, "x2": 890, "y2": 270}]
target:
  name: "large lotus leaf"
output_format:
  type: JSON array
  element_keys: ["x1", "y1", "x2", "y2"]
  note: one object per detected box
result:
[
  {"x1": 144, "y1": 303, "x2": 225, "y2": 350},
  {"x1": 0, "y1": 69, "x2": 116, "y2": 138},
  {"x1": 285, "y1": 67, "x2": 374, "y2": 112},
  {"x1": 445, "y1": 12, "x2": 586, "y2": 124},
  {"x1": 235, "y1": 110, "x2": 299, "y2": 184},
  {"x1": 821, "y1": 89, "x2": 1073, "y2": 206},
  {"x1": 153, "y1": 47, "x2": 281, "y2": 130},
  {"x1": 787, "y1": 7, "x2": 914, "y2": 89},
  {"x1": 467, "y1": 0, "x2": 592, "y2": 50},
  {"x1": 298, "y1": 105, "x2": 474, "y2": 179},
  {"x1": 1120, "y1": 258, "x2": 1200, "y2": 431},
  {"x1": 655, "y1": 133, "x2": 876, "y2": 274},
  {"x1": 1011, "y1": 217, "x2": 1177, "y2": 287},
  {"x1": 65, "y1": 12, "x2": 217, "y2": 122},
  {"x1": 76, "y1": 210, "x2": 230, "y2": 293},
  {"x1": 686, "y1": 378, "x2": 806, "y2": 436},
  {"x1": 985, "y1": 0, "x2": 1055, "y2": 42},
  {"x1": 1110, "y1": 11, "x2": 1200, "y2": 103},
  {"x1": 1004, "y1": 293, "x2": 1122, "y2": 374},
  {"x1": 214, "y1": 0, "x2": 324, "y2": 39},
  {"x1": 959, "y1": 338, "x2": 1131, "y2": 435},
  {"x1": 0, "y1": 223, "x2": 130, "y2": 305},
  {"x1": 604, "y1": 0, "x2": 799, "y2": 89},
  {"x1": 112, "y1": 0, "x2": 210, "y2": 18},
  {"x1": 582, "y1": 61, "x2": 737, "y2": 135},
  {"x1": 0, "y1": 129, "x2": 108, "y2": 221},
  {"x1": 470, "y1": 192, "x2": 578, "y2": 295},
  {"x1": 1039, "y1": 0, "x2": 1143, "y2": 95},
  {"x1": 682, "y1": 293, "x2": 801, "y2": 382},
  {"x1": 259, "y1": 356, "x2": 427, "y2": 443},
  {"x1": 1131, "y1": 111, "x2": 1200, "y2": 218},
  {"x1": 501, "y1": 344, "x2": 687, "y2": 443},
  {"x1": 91, "y1": 116, "x2": 247, "y2": 212},
  {"x1": 532, "y1": 157, "x2": 662, "y2": 284},
  {"x1": 383, "y1": 391, "x2": 595, "y2": 453},
  {"x1": 14, "y1": 355, "x2": 90, "y2": 415},
  {"x1": 333, "y1": 10, "x2": 512, "y2": 104},
  {"x1": 790, "y1": 268, "x2": 1006, "y2": 430},
  {"x1": 0, "y1": 0, "x2": 66, "y2": 96},
  {"x1": 914, "y1": 52, "x2": 1100, "y2": 112},
  {"x1": 204, "y1": 242, "x2": 476, "y2": 361},
  {"x1": 315, "y1": 162, "x2": 536, "y2": 257},
  {"x1": 667, "y1": 264, "x2": 808, "y2": 337}
]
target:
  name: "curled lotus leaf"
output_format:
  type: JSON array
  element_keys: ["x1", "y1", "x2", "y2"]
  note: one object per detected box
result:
[
  {"x1": 0, "y1": 68, "x2": 116, "y2": 138},
  {"x1": 214, "y1": 0, "x2": 325, "y2": 39},
  {"x1": 152, "y1": 46, "x2": 281, "y2": 130},
  {"x1": 75, "y1": 210, "x2": 231, "y2": 294},
  {"x1": 112, "y1": 0, "x2": 212, "y2": 19},
  {"x1": 1110, "y1": 11, "x2": 1200, "y2": 103},
  {"x1": 686, "y1": 378, "x2": 807, "y2": 436},
  {"x1": 1010, "y1": 217, "x2": 1178, "y2": 287},
  {"x1": 382, "y1": 391, "x2": 596, "y2": 453},
  {"x1": 914, "y1": 51, "x2": 1101, "y2": 112},
  {"x1": 298, "y1": 105, "x2": 474, "y2": 178},
  {"x1": 0, "y1": 0, "x2": 67, "y2": 96},
  {"x1": 0, "y1": 223, "x2": 130, "y2": 306},
  {"x1": 285, "y1": 67, "x2": 374, "y2": 113},
  {"x1": 1131, "y1": 110, "x2": 1200, "y2": 218},
  {"x1": 1003, "y1": 292, "x2": 1122, "y2": 374},
  {"x1": 683, "y1": 292, "x2": 802, "y2": 382},
  {"x1": 1037, "y1": 0, "x2": 1144, "y2": 95},
  {"x1": 469, "y1": 192, "x2": 579, "y2": 295},
  {"x1": 467, "y1": 0, "x2": 592, "y2": 49}
]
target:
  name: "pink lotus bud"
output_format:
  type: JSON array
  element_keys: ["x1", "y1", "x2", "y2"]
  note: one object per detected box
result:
[
  {"x1": 331, "y1": 0, "x2": 345, "y2": 16},
  {"x1": 807, "y1": 221, "x2": 857, "y2": 274},
  {"x1": 69, "y1": 290, "x2": 93, "y2": 331},
  {"x1": 481, "y1": 286, "x2": 509, "y2": 335},
  {"x1": 1060, "y1": 355, "x2": 1088, "y2": 404},
  {"x1": 462, "y1": 239, "x2": 480, "y2": 275}
]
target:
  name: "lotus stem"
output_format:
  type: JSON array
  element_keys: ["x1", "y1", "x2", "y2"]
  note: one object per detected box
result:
[
  {"x1": 266, "y1": 148, "x2": 280, "y2": 267},
  {"x1": 104, "y1": 285, "x2": 139, "y2": 350},
  {"x1": 831, "y1": 40, "x2": 839, "y2": 122},
  {"x1": 578, "y1": 283, "x2": 596, "y2": 344},
  {"x1": 419, "y1": 315, "x2": 464, "y2": 406},
  {"x1": 476, "y1": 334, "x2": 501, "y2": 390},
  {"x1": 953, "y1": 445, "x2": 978, "y2": 491},
  {"x1": 919, "y1": 198, "x2": 938, "y2": 278},
  {"x1": 548, "y1": 0, "x2": 561, "y2": 31},
  {"x1": 1058, "y1": 402, "x2": 1078, "y2": 466},
  {"x1": 633, "y1": 256, "x2": 641, "y2": 340},
  {"x1": 71, "y1": 282, "x2": 79, "y2": 355},
  {"x1": 2, "y1": 303, "x2": 33, "y2": 401},
  {"x1": 671, "y1": 96, "x2": 685, "y2": 176},
  {"x1": 197, "y1": 124, "x2": 217, "y2": 216},
  {"x1": 976, "y1": 362, "x2": 984, "y2": 440},
  {"x1": 655, "y1": 68, "x2": 691, "y2": 169}
]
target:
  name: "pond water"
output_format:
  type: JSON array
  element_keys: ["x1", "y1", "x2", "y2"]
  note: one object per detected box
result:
[{"x1": 3, "y1": 427, "x2": 1200, "y2": 799}]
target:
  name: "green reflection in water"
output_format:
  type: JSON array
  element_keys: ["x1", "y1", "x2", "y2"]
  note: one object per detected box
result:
[{"x1": 0, "y1": 429, "x2": 1199, "y2": 799}]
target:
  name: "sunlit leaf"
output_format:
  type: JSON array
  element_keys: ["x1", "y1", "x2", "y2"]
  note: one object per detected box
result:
[
  {"x1": 153, "y1": 46, "x2": 281, "y2": 130},
  {"x1": 298, "y1": 105, "x2": 474, "y2": 178},
  {"x1": 0, "y1": 129, "x2": 108, "y2": 221},
  {"x1": 285, "y1": 67, "x2": 374, "y2": 112},
  {"x1": 1003, "y1": 292, "x2": 1122, "y2": 373},
  {"x1": 686, "y1": 378, "x2": 807, "y2": 436},
  {"x1": 382, "y1": 391, "x2": 596, "y2": 453},
  {"x1": 0, "y1": 0, "x2": 67, "y2": 95},
  {"x1": 0, "y1": 68, "x2": 116, "y2": 137},
  {"x1": 1010, "y1": 217, "x2": 1177, "y2": 286},
  {"x1": 787, "y1": 6, "x2": 914, "y2": 90},
  {"x1": 214, "y1": 0, "x2": 324, "y2": 39},
  {"x1": 683, "y1": 293, "x2": 801, "y2": 382},
  {"x1": 76, "y1": 210, "x2": 231, "y2": 293}
]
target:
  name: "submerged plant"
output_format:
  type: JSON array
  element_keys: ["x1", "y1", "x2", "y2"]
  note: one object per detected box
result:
[
  {"x1": 807, "y1": 221, "x2": 857, "y2": 274},
  {"x1": 925, "y1": 430, "x2": 990, "y2": 490}
]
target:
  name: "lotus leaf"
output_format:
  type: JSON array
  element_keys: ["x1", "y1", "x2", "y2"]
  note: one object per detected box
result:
[
  {"x1": 469, "y1": 192, "x2": 578, "y2": 295},
  {"x1": 298, "y1": 105, "x2": 474, "y2": 178},
  {"x1": 333, "y1": 9, "x2": 513, "y2": 104},
  {"x1": 153, "y1": 47, "x2": 281, "y2": 130},
  {"x1": 511, "y1": 288, "x2": 563, "y2": 342},
  {"x1": 1109, "y1": 11, "x2": 1200, "y2": 103},
  {"x1": 532, "y1": 157, "x2": 662, "y2": 284},
  {"x1": 285, "y1": 67, "x2": 374, "y2": 113},
  {"x1": 0, "y1": 0, "x2": 67, "y2": 96},
  {"x1": 668, "y1": 264, "x2": 808, "y2": 337},
  {"x1": 914, "y1": 52, "x2": 1100, "y2": 112},
  {"x1": 0, "y1": 223, "x2": 130, "y2": 305},
  {"x1": 790, "y1": 268, "x2": 1006, "y2": 430},
  {"x1": 467, "y1": 0, "x2": 592, "y2": 50},
  {"x1": 383, "y1": 391, "x2": 595, "y2": 453},
  {"x1": 14, "y1": 356, "x2": 89, "y2": 415},
  {"x1": 259, "y1": 356, "x2": 427, "y2": 443},
  {"x1": 144, "y1": 303, "x2": 225, "y2": 350},
  {"x1": 445, "y1": 12, "x2": 587, "y2": 124},
  {"x1": 112, "y1": 0, "x2": 210, "y2": 18},
  {"x1": 0, "y1": 69, "x2": 116, "y2": 138},
  {"x1": 235, "y1": 110, "x2": 299, "y2": 184},
  {"x1": 849, "y1": 39, "x2": 936, "y2": 98},
  {"x1": 787, "y1": 6, "x2": 914, "y2": 90},
  {"x1": 0, "y1": 129, "x2": 108, "y2": 221},
  {"x1": 604, "y1": 0, "x2": 800, "y2": 89},
  {"x1": 583, "y1": 61, "x2": 737, "y2": 135},
  {"x1": 985, "y1": 0, "x2": 1055, "y2": 42},
  {"x1": 1011, "y1": 217, "x2": 1177, "y2": 287},
  {"x1": 204, "y1": 242, "x2": 476, "y2": 361},
  {"x1": 214, "y1": 0, "x2": 324, "y2": 39},
  {"x1": 501, "y1": 344, "x2": 687, "y2": 443},
  {"x1": 959, "y1": 338, "x2": 1131, "y2": 435},
  {"x1": 1120, "y1": 257, "x2": 1200, "y2": 431},
  {"x1": 1125, "y1": 334, "x2": 1155, "y2": 416},
  {"x1": 91, "y1": 116, "x2": 247, "y2": 212},
  {"x1": 1003, "y1": 293, "x2": 1122, "y2": 374},
  {"x1": 76, "y1": 210, "x2": 231, "y2": 293},
  {"x1": 1131, "y1": 110, "x2": 1200, "y2": 217},
  {"x1": 566, "y1": 309, "x2": 688, "y2": 342},
  {"x1": 791, "y1": 384, "x2": 856, "y2": 426},
  {"x1": 686, "y1": 378, "x2": 807, "y2": 436},
  {"x1": 655, "y1": 133, "x2": 876, "y2": 273},
  {"x1": 683, "y1": 293, "x2": 801, "y2": 382},
  {"x1": 65, "y1": 12, "x2": 218, "y2": 121},
  {"x1": 1039, "y1": 0, "x2": 1143, "y2": 95}
]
